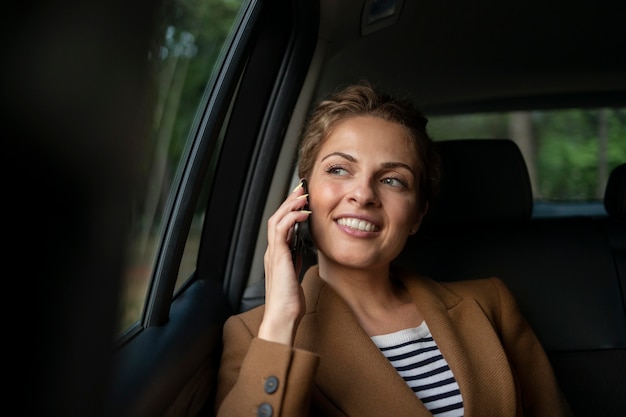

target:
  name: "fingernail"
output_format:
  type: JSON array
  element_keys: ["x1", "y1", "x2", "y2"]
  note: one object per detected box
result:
[
  {"x1": 292, "y1": 181, "x2": 303, "y2": 193},
  {"x1": 296, "y1": 194, "x2": 309, "y2": 200}
]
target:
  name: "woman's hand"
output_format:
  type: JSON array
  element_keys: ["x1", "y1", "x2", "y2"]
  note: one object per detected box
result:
[{"x1": 258, "y1": 181, "x2": 311, "y2": 346}]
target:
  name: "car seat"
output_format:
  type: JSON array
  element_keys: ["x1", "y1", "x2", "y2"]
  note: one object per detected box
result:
[{"x1": 393, "y1": 139, "x2": 626, "y2": 417}]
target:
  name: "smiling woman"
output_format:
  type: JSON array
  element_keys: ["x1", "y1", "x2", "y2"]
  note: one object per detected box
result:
[
  {"x1": 15, "y1": 0, "x2": 622, "y2": 415},
  {"x1": 307, "y1": 116, "x2": 423, "y2": 271},
  {"x1": 215, "y1": 82, "x2": 573, "y2": 417}
]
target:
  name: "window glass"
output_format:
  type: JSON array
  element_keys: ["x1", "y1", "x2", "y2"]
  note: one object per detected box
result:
[
  {"x1": 117, "y1": 0, "x2": 245, "y2": 333},
  {"x1": 428, "y1": 108, "x2": 626, "y2": 214}
]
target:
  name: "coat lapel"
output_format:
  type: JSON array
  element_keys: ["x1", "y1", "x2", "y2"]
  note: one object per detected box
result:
[
  {"x1": 296, "y1": 267, "x2": 433, "y2": 417},
  {"x1": 399, "y1": 272, "x2": 517, "y2": 416},
  {"x1": 295, "y1": 267, "x2": 518, "y2": 416}
]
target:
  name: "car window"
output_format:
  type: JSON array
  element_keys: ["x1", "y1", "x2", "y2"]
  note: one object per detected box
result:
[
  {"x1": 428, "y1": 108, "x2": 626, "y2": 216},
  {"x1": 117, "y1": 0, "x2": 245, "y2": 334}
]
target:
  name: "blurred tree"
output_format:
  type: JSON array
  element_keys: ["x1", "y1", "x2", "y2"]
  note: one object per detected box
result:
[
  {"x1": 429, "y1": 107, "x2": 626, "y2": 201},
  {"x1": 137, "y1": 0, "x2": 242, "y2": 239},
  {"x1": 509, "y1": 111, "x2": 538, "y2": 197},
  {"x1": 535, "y1": 108, "x2": 626, "y2": 200}
]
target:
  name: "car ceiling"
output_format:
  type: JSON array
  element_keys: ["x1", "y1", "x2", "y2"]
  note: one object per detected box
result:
[{"x1": 315, "y1": 0, "x2": 626, "y2": 114}]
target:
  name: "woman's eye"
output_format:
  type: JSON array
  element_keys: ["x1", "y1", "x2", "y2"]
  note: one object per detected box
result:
[
  {"x1": 382, "y1": 177, "x2": 406, "y2": 188},
  {"x1": 326, "y1": 165, "x2": 348, "y2": 176}
]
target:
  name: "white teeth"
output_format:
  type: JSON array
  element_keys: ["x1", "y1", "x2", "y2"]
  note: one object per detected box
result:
[{"x1": 337, "y1": 218, "x2": 378, "y2": 232}]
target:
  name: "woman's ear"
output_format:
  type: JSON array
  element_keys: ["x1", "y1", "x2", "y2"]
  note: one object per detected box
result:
[{"x1": 410, "y1": 201, "x2": 429, "y2": 235}]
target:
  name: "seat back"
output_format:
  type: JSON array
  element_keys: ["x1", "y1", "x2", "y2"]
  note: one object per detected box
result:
[
  {"x1": 393, "y1": 139, "x2": 626, "y2": 416},
  {"x1": 601, "y1": 162, "x2": 626, "y2": 313},
  {"x1": 419, "y1": 138, "x2": 533, "y2": 232},
  {"x1": 604, "y1": 162, "x2": 626, "y2": 222}
]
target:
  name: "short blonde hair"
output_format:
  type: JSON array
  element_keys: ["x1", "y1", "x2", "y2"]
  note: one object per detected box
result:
[{"x1": 297, "y1": 81, "x2": 441, "y2": 210}]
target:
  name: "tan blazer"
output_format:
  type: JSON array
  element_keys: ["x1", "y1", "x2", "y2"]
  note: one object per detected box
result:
[{"x1": 215, "y1": 266, "x2": 572, "y2": 417}]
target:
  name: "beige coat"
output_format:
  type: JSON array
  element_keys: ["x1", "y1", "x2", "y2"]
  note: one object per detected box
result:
[{"x1": 215, "y1": 266, "x2": 572, "y2": 416}]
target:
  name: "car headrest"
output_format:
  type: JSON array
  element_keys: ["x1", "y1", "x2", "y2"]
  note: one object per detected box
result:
[
  {"x1": 419, "y1": 139, "x2": 533, "y2": 234},
  {"x1": 604, "y1": 163, "x2": 626, "y2": 222}
]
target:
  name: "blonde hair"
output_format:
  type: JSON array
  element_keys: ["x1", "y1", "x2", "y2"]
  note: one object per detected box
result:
[{"x1": 297, "y1": 81, "x2": 441, "y2": 209}]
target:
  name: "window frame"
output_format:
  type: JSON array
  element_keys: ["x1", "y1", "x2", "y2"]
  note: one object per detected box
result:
[{"x1": 117, "y1": 0, "x2": 262, "y2": 342}]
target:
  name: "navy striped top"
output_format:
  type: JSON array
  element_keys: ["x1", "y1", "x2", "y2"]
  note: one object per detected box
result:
[{"x1": 371, "y1": 321, "x2": 464, "y2": 417}]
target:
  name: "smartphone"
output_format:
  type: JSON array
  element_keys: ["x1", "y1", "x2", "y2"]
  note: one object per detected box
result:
[{"x1": 290, "y1": 179, "x2": 310, "y2": 266}]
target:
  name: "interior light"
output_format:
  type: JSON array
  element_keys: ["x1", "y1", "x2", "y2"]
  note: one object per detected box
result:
[{"x1": 361, "y1": 0, "x2": 405, "y2": 35}]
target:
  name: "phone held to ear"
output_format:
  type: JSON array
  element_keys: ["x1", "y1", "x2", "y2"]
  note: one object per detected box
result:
[{"x1": 291, "y1": 179, "x2": 310, "y2": 267}]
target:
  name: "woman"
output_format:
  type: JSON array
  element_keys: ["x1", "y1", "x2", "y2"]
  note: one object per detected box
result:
[{"x1": 215, "y1": 82, "x2": 572, "y2": 416}]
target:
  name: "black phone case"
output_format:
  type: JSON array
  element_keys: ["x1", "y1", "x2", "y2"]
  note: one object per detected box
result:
[{"x1": 291, "y1": 179, "x2": 310, "y2": 265}]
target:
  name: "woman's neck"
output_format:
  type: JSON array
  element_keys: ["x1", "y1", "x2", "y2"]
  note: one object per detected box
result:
[
  {"x1": 317, "y1": 258, "x2": 423, "y2": 336},
  {"x1": 318, "y1": 258, "x2": 393, "y2": 303}
]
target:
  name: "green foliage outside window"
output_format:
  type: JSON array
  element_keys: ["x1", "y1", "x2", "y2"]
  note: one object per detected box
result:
[
  {"x1": 119, "y1": 0, "x2": 244, "y2": 335},
  {"x1": 428, "y1": 108, "x2": 626, "y2": 202},
  {"x1": 534, "y1": 109, "x2": 626, "y2": 200}
]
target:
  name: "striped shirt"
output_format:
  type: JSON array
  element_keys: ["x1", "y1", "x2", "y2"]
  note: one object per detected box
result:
[{"x1": 371, "y1": 321, "x2": 464, "y2": 417}]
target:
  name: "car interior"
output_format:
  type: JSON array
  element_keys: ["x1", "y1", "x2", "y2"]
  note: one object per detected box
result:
[
  {"x1": 394, "y1": 140, "x2": 626, "y2": 415},
  {"x1": 14, "y1": 0, "x2": 625, "y2": 416},
  {"x1": 233, "y1": 1, "x2": 626, "y2": 412}
]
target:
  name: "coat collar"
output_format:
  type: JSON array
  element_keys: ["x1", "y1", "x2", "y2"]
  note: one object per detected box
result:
[
  {"x1": 396, "y1": 269, "x2": 517, "y2": 416},
  {"x1": 296, "y1": 266, "x2": 430, "y2": 416},
  {"x1": 295, "y1": 266, "x2": 516, "y2": 416}
]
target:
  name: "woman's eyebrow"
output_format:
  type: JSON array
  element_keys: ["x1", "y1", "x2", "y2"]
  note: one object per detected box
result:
[
  {"x1": 321, "y1": 153, "x2": 416, "y2": 176},
  {"x1": 321, "y1": 151, "x2": 356, "y2": 162},
  {"x1": 381, "y1": 161, "x2": 416, "y2": 177}
]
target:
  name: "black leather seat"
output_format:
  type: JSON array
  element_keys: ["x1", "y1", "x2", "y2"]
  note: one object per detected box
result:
[
  {"x1": 604, "y1": 163, "x2": 626, "y2": 222},
  {"x1": 600, "y1": 162, "x2": 626, "y2": 314},
  {"x1": 394, "y1": 139, "x2": 626, "y2": 417}
]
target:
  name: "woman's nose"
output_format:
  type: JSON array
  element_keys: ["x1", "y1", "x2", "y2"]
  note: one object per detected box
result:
[{"x1": 348, "y1": 178, "x2": 380, "y2": 206}]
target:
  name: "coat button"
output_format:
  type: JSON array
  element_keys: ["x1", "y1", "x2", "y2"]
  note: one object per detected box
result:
[
  {"x1": 264, "y1": 376, "x2": 279, "y2": 394},
  {"x1": 257, "y1": 403, "x2": 273, "y2": 417}
]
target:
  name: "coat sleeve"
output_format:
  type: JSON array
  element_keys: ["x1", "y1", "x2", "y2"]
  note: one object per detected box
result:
[
  {"x1": 487, "y1": 277, "x2": 574, "y2": 417},
  {"x1": 215, "y1": 314, "x2": 320, "y2": 417}
]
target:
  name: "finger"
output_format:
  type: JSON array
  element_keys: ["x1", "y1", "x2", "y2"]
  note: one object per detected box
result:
[{"x1": 267, "y1": 191, "x2": 311, "y2": 246}]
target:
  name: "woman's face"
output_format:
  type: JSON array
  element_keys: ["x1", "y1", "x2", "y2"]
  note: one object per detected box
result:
[{"x1": 308, "y1": 116, "x2": 425, "y2": 270}]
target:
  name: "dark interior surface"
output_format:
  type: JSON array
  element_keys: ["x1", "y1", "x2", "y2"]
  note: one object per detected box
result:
[
  {"x1": 393, "y1": 139, "x2": 626, "y2": 416},
  {"x1": 10, "y1": 0, "x2": 625, "y2": 416},
  {"x1": 315, "y1": 0, "x2": 626, "y2": 113}
]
